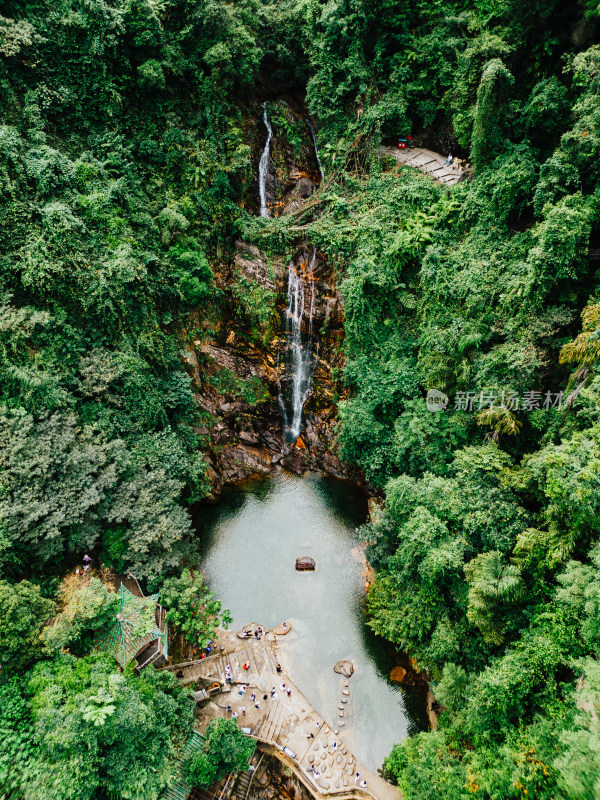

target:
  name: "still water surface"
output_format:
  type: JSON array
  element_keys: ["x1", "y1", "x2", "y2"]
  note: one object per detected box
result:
[{"x1": 194, "y1": 470, "x2": 427, "y2": 771}]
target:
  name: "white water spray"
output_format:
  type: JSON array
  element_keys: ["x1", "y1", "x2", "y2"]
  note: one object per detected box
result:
[
  {"x1": 259, "y1": 102, "x2": 273, "y2": 217},
  {"x1": 306, "y1": 118, "x2": 324, "y2": 180},
  {"x1": 279, "y1": 249, "x2": 318, "y2": 442}
]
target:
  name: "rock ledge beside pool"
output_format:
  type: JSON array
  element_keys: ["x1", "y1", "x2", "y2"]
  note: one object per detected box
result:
[{"x1": 272, "y1": 621, "x2": 292, "y2": 635}]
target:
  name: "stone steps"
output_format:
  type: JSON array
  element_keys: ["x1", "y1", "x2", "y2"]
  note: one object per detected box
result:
[
  {"x1": 257, "y1": 699, "x2": 286, "y2": 743},
  {"x1": 379, "y1": 145, "x2": 467, "y2": 186},
  {"x1": 232, "y1": 771, "x2": 251, "y2": 800},
  {"x1": 184, "y1": 649, "x2": 250, "y2": 681}
]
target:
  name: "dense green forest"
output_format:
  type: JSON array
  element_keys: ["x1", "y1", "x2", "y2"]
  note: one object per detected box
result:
[{"x1": 1, "y1": 0, "x2": 600, "y2": 798}]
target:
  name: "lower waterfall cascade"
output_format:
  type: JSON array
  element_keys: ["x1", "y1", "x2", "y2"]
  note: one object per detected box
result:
[{"x1": 278, "y1": 248, "x2": 318, "y2": 442}]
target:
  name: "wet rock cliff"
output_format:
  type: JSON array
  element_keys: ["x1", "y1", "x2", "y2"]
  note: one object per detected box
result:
[{"x1": 182, "y1": 96, "x2": 363, "y2": 500}]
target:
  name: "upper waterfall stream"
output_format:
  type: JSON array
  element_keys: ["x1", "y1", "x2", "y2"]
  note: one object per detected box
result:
[
  {"x1": 258, "y1": 102, "x2": 273, "y2": 218},
  {"x1": 306, "y1": 118, "x2": 325, "y2": 179}
]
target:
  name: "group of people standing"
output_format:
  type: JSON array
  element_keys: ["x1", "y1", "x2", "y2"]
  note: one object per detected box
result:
[{"x1": 75, "y1": 554, "x2": 92, "y2": 577}]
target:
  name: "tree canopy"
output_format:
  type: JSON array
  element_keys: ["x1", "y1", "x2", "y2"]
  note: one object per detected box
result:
[{"x1": 1, "y1": 0, "x2": 600, "y2": 797}]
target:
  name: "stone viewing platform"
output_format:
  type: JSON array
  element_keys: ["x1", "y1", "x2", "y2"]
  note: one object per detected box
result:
[
  {"x1": 163, "y1": 625, "x2": 401, "y2": 800},
  {"x1": 379, "y1": 145, "x2": 471, "y2": 186}
]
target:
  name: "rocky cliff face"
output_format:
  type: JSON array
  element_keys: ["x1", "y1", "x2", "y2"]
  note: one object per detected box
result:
[
  {"x1": 184, "y1": 239, "x2": 354, "y2": 499},
  {"x1": 181, "y1": 96, "x2": 364, "y2": 500},
  {"x1": 176, "y1": 98, "x2": 359, "y2": 498},
  {"x1": 250, "y1": 752, "x2": 312, "y2": 800},
  {"x1": 246, "y1": 95, "x2": 322, "y2": 218}
]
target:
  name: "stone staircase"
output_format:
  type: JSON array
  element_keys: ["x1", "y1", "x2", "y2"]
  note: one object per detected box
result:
[
  {"x1": 232, "y1": 770, "x2": 251, "y2": 800},
  {"x1": 231, "y1": 752, "x2": 263, "y2": 800},
  {"x1": 255, "y1": 699, "x2": 287, "y2": 744},
  {"x1": 379, "y1": 145, "x2": 470, "y2": 186},
  {"x1": 164, "y1": 645, "x2": 269, "y2": 689},
  {"x1": 162, "y1": 731, "x2": 203, "y2": 800}
]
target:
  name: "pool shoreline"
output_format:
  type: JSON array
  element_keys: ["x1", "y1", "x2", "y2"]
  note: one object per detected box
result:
[{"x1": 192, "y1": 469, "x2": 429, "y2": 772}]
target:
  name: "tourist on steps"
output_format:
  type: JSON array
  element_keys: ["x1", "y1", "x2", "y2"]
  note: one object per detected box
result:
[{"x1": 443, "y1": 153, "x2": 453, "y2": 166}]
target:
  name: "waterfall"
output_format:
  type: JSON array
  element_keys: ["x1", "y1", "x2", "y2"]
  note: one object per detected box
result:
[
  {"x1": 259, "y1": 102, "x2": 273, "y2": 217},
  {"x1": 306, "y1": 118, "x2": 324, "y2": 180},
  {"x1": 279, "y1": 249, "x2": 318, "y2": 442}
]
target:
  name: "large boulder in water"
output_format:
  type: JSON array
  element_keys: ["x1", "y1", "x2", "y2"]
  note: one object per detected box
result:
[
  {"x1": 334, "y1": 660, "x2": 354, "y2": 678},
  {"x1": 296, "y1": 556, "x2": 316, "y2": 571}
]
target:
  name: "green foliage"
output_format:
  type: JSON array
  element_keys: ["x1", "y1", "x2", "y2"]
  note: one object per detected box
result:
[
  {"x1": 161, "y1": 568, "x2": 232, "y2": 649},
  {"x1": 230, "y1": 270, "x2": 277, "y2": 346},
  {"x1": 432, "y1": 663, "x2": 469, "y2": 715},
  {"x1": 0, "y1": 580, "x2": 55, "y2": 673},
  {"x1": 209, "y1": 368, "x2": 270, "y2": 407},
  {"x1": 0, "y1": 678, "x2": 36, "y2": 797},
  {"x1": 555, "y1": 658, "x2": 600, "y2": 799},
  {"x1": 0, "y1": 406, "x2": 193, "y2": 580},
  {"x1": 464, "y1": 551, "x2": 524, "y2": 645},
  {"x1": 43, "y1": 578, "x2": 119, "y2": 658},
  {"x1": 0, "y1": 0, "x2": 276, "y2": 587},
  {"x1": 2, "y1": 2, "x2": 600, "y2": 797},
  {"x1": 524, "y1": 422, "x2": 600, "y2": 560},
  {"x1": 520, "y1": 77, "x2": 569, "y2": 148},
  {"x1": 183, "y1": 718, "x2": 256, "y2": 788},
  {"x1": 471, "y1": 59, "x2": 515, "y2": 169},
  {"x1": 383, "y1": 729, "x2": 469, "y2": 797},
  {"x1": 18, "y1": 654, "x2": 195, "y2": 800},
  {"x1": 555, "y1": 544, "x2": 600, "y2": 658}
]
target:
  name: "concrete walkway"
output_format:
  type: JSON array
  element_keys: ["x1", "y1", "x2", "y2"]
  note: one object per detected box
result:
[
  {"x1": 380, "y1": 145, "x2": 469, "y2": 186},
  {"x1": 166, "y1": 627, "x2": 401, "y2": 800}
]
